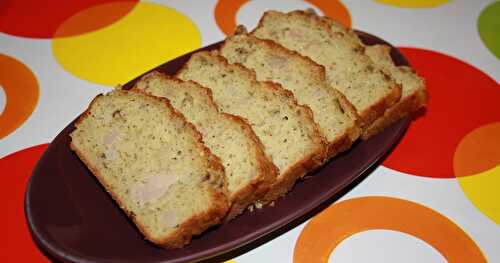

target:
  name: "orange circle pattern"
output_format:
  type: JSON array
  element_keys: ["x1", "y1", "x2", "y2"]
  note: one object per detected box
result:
[
  {"x1": 0, "y1": 54, "x2": 39, "y2": 139},
  {"x1": 0, "y1": 1, "x2": 498, "y2": 261},
  {"x1": 453, "y1": 122, "x2": 500, "y2": 177},
  {"x1": 214, "y1": 0, "x2": 351, "y2": 36},
  {"x1": 294, "y1": 196, "x2": 486, "y2": 263}
]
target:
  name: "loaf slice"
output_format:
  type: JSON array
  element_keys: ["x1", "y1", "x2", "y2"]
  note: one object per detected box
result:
[
  {"x1": 220, "y1": 33, "x2": 361, "y2": 157},
  {"x1": 177, "y1": 51, "x2": 327, "y2": 202},
  {"x1": 70, "y1": 89, "x2": 229, "y2": 249},
  {"x1": 320, "y1": 16, "x2": 364, "y2": 44},
  {"x1": 362, "y1": 44, "x2": 428, "y2": 138},
  {"x1": 317, "y1": 17, "x2": 427, "y2": 138},
  {"x1": 133, "y1": 71, "x2": 277, "y2": 220},
  {"x1": 251, "y1": 10, "x2": 402, "y2": 130}
]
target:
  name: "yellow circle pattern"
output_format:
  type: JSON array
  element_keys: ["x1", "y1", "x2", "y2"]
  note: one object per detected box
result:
[
  {"x1": 52, "y1": 2, "x2": 201, "y2": 86},
  {"x1": 458, "y1": 165, "x2": 500, "y2": 224},
  {"x1": 375, "y1": 0, "x2": 450, "y2": 8},
  {"x1": 454, "y1": 122, "x2": 500, "y2": 224}
]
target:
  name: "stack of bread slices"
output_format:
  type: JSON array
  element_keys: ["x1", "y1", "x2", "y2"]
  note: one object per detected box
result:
[{"x1": 70, "y1": 9, "x2": 427, "y2": 249}]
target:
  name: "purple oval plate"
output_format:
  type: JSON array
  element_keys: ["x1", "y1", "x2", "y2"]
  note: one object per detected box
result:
[{"x1": 25, "y1": 31, "x2": 410, "y2": 263}]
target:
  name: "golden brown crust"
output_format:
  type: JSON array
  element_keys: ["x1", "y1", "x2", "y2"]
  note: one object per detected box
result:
[
  {"x1": 361, "y1": 81, "x2": 427, "y2": 139},
  {"x1": 326, "y1": 134, "x2": 351, "y2": 157},
  {"x1": 237, "y1": 66, "x2": 329, "y2": 165},
  {"x1": 261, "y1": 138, "x2": 326, "y2": 202},
  {"x1": 70, "y1": 90, "x2": 229, "y2": 249},
  {"x1": 252, "y1": 10, "x2": 403, "y2": 131},
  {"x1": 134, "y1": 72, "x2": 278, "y2": 221},
  {"x1": 221, "y1": 113, "x2": 278, "y2": 220},
  {"x1": 70, "y1": 95, "x2": 162, "y2": 248},
  {"x1": 178, "y1": 51, "x2": 328, "y2": 159},
  {"x1": 248, "y1": 79, "x2": 328, "y2": 201},
  {"x1": 289, "y1": 10, "x2": 403, "y2": 128},
  {"x1": 330, "y1": 95, "x2": 364, "y2": 155},
  {"x1": 216, "y1": 51, "x2": 329, "y2": 157},
  {"x1": 359, "y1": 45, "x2": 428, "y2": 139},
  {"x1": 155, "y1": 180, "x2": 228, "y2": 249},
  {"x1": 259, "y1": 79, "x2": 329, "y2": 166},
  {"x1": 229, "y1": 31, "x2": 327, "y2": 81},
  {"x1": 235, "y1": 24, "x2": 248, "y2": 35},
  {"x1": 195, "y1": 87, "x2": 279, "y2": 212},
  {"x1": 261, "y1": 79, "x2": 329, "y2": 159},
  {"x1": 177, "y1": 51, "x2": 328, "y2": 203},
  {"x1": 252, "y1": 10, "x2": 344, "y2": 45},
  {"x1": 326, "y1": 27, "x2": 426, "y2": 138},
  {"x1": 304, "y1": 19, "x2": 406, "y2": 132},
  {"x1": 223, "y1": 33, "x2": 362, "y2": 157},
  {"x1": 358, "y1": 81, "x2": 403, "y2": 128},
  {"x1": 331, "y1": 88, "x2": 362, "y2": 142}
]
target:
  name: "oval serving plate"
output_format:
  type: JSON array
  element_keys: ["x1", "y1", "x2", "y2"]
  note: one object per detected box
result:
[{"x1": 25, "y1": 31, "x2": 410, "y2": 263}]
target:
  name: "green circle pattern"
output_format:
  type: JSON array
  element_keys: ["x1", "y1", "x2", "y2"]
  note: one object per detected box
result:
[{"x1": 478, "y1": 1, "x2": 500, "y2": 59}]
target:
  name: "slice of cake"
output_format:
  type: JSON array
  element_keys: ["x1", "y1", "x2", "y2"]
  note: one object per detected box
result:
[
  {"x1": 134, "y1": 71, "x2": 277, "y2": 220},
  {"x1": 362, "y1": 44, "x2": 427, "y2": 138},
  {"x1": 219, "y1": 32, "x2": 361, "y2": 157},
  {"x1": 251, "y1": 10, "x2": 402, "y2": 131},
  {"x1": 319, "y1": 16, "x2": 427, "y2": 138},
  {"x1": 177, "y1": 51, "x2": 327, "y2": 202},
  {"x1": 70, "y1": 89, "x2": 229, "y2": 249}
]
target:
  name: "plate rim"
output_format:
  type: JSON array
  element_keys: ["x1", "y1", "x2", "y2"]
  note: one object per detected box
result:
[{"x1": 25, "y1": 29, "x2": 410, "y2": 263}]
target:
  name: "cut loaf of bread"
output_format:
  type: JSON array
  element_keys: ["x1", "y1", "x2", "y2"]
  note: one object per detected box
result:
[
  {"x1": 70, "y1": 89, "x2": 229, "y2": 249},
  {"x1": 177, "y1": 51, "x2": 327, "y2": 202},
  {"x1": 251, "y1": 10, "x2": 402, "y2": 130},
  {"x1": 133, "y1": 71, "x2": 277, "y2": 220},
  {"x1": 362, "y1": 45, "x2": 427, "y2": 138},
  {"x1": 220, "y1": 32, "x2": 361, "y2": 157},
  {"x1": 318, "y1": 17, "x2": 428, "y2": 139}
]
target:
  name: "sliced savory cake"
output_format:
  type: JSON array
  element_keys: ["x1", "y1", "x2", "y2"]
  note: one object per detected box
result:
[
  {"x1": 177, "y1": 51, "x2": 327, "y2": 201},
  {"x1": 70, "y1": 89, "x2": 229, "y2": 248},
  {"x1": 134, "y1": 71, "x2": 277, "y2": 219},
  {"x1": 362, "y1": 45, "x2": 427, "y2": 138},
  {"x1": 220, "y1": 33, "x2": 361, "y2": 157},
  {"x1": 251, "y1": 10, "x2": 402, "y2": 131}
]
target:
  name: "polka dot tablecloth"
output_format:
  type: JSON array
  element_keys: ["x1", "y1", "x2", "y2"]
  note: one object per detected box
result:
[{"x1": 1, "y1": 0, "x2": 499, "y2": 262}]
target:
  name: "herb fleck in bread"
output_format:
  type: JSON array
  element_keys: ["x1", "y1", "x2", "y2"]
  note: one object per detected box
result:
[
  {"x1": 220, "y1": 32, "x2": 361, "y2": 157},
  {"x1": 70, "y1": 89, "x2": 229, "y2": 249},
  {"x1": 177, "y1": 51, "x2": 327, "y2": 202},
  {"x1": 134, "y1": 71, "x2": 277, "y2": 220},
  {"x1": 251, "y1": 10, "x2": 402, "y2": 130},
  {"x1": 362, "y1": 44, "x2": 427, "y2": 138}
]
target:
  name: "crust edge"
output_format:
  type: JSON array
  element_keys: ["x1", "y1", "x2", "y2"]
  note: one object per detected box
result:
[{"x1": 69, "y1": 90, "x2": 229, "y2": 249}]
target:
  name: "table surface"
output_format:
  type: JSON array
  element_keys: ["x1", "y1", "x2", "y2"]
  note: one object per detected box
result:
[{"x1": 1, "y1": 0, "x2": 499, "y2": 262}]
